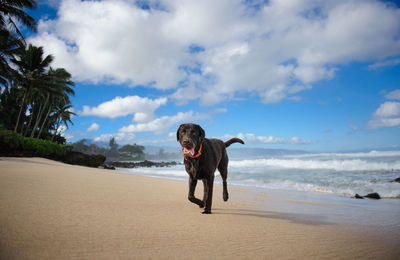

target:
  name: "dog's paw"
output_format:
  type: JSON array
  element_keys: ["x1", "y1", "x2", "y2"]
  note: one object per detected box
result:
[
  {"x1": 199, "y1": 202, "x2": 205, "y2": 208},
  {"x1": 202, "y1": 210, "x2": 211, "y2": 214},
  {"x1": 223, "y1": 193, "x2": 229, "y2": 202}
]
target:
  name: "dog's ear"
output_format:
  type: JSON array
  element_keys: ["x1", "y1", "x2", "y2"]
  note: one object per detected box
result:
[
  {"x1": 199, "y1": 125, "x2": 205, "y2": 139},
  {"x1": 197, "y1": 124, "x2": 205, "y2": 142},
  {"x1": 176, "y1": 125, "x2": 182, "y2": 141}
]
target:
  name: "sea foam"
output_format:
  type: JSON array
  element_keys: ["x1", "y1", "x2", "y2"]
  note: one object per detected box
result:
[
  {"x1": 229, "y1": 158, "x2": 400, "y2": 171},
  {"x1": 120, "y1": 151, "x2": 400, "y2": 198}
]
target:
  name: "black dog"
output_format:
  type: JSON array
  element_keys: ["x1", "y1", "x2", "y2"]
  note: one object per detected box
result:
[{"x1": 177, "y1": 123, "x2": 244, "y2": 214}]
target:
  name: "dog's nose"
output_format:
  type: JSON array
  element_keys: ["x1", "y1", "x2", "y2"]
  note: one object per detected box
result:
[{"x1": 182, "y1": 140, "x2": 190, "y2": 146}]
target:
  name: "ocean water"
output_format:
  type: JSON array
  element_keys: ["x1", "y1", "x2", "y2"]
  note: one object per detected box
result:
[{"x1": 120, "y1": 150, "x2": 400, "y2": 199}]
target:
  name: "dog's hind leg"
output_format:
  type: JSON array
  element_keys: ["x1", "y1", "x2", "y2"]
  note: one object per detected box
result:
[
  {"x1": 218, "y1": 152, "x2": 229, "y2": 202},
  {"x1": 188, "y1": 176, "x2": 204, "y2": 208}
]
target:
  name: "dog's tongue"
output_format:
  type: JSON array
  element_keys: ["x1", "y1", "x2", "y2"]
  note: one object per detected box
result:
[{"x1": 182, "y1": 147, "x2": 195, "y2": 156}]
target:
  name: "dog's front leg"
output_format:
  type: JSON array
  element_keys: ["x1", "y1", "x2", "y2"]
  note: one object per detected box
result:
[
  {"x1": 202, "y1": 177, "x2": 214, "y2": 214},
  {"x1": 188, "y1": 176, "x2": 204, "y2": 208}
]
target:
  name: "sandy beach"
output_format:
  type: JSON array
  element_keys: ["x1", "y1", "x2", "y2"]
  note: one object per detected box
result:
[{"x1": 0, "y1": 157, "x2": 399, "y2": 259}]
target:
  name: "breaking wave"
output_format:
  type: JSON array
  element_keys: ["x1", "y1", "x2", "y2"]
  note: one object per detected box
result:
[
  {"x1": 229, "y1": 158, "x2": 400, "y2": 171},
  {"x1": 121, "y1": 151, "x2": 400, "y2": 198}
]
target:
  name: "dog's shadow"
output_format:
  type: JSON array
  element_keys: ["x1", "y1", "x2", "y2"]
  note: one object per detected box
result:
[{"x1": 212, "y1": 208, "x2": 333, "y2": 226}]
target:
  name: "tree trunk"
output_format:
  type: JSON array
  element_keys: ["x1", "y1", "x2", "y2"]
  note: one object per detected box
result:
[
  {"x1": 14, "y1": 89, "x2": 28, "y2": 133},
  {"x1": 23, "y1": 105, "x2": 34, "y2": 136},
  {"x1": 51, "y1": 118, "x2": 60, "y2": 142},
  {"x1": 37, "y1": 104, "x2": 52, "y2": 139},
  {"x1": 29, "y1": 102, "x2": 42, "y2": 137},
  {"x1": 30, "y1": 95, "x2": 48, "y2": 138}
]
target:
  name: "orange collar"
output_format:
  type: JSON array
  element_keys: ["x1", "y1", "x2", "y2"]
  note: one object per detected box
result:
[{"x1": 189, "y1": 143, "x2": 202, "y2": 158}]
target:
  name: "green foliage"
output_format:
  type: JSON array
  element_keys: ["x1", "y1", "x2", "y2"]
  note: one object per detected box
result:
[
  {"x1": 72, "y1": 139, "x2": 89, "y2": 153},
  {"x1": 1, "y1": 1, "x2": 75, "y2": 145},
  {"x1": 63, "y1": 144, "x2": 73, "y2": 151},
  {"x1": 0, "y1": 126, "x2": 67, "y2": 157},
  {"x1": 71, "y1": 138, "x2": 146, "y2": 161},
  {"x1": 1, "y1": 30, "x2": 75, "y2": 142},
  {"x1": 119, "y1": 144, "x2": 145, "y2": 161},
  {"x1": 119, "y1": 144, "x2": 145, "y2": 154},
  {"x1": 0, "y1": 126, "x2": 21, "y2": 151},
  {"x1": 21, "y1": 137, "x2": 64, "y2": 157},
  {"x1": 109, "y1": 137, "x2": 118, "y2": 150}
]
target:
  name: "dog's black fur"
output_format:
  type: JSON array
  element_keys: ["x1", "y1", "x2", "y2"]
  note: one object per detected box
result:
[{"x1": 177, "y1": 123, "x2": 244, "y2": 214}]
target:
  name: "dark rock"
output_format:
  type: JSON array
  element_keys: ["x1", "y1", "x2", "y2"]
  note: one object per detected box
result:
[
  {"x1": 364, "y1": 192, "x2": 381, "y2": 199},
  {"x1": 106, "y1": 160, "x2": 179, "y2": 168},
  {"x1": 390, "y1": 177, "x2": 400, "y2": 183},
  {"x1": 101, "y1": 164, "x2": 116, "y2": 170},
  {"x1": 354, "y1": 194, "x2": 364, "y2": 199},
  {"x1": 354, "y1": 192, "x2": 381, "y2": 200},
  {"x1": 59, "y1": 151, "x2": 106, "y2": 168}
]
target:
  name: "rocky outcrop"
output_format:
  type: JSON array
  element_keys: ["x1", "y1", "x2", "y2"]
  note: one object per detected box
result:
[
  {"x1": 354, "y1": 194, "x2": 364, "y2": 199},
  {"x1": 0, "y1": 146, "x2": 106, "y2": 168},
  {"x1": 106, "y1": 160, "x2": 179, "y2": 168},
  {"x1": 390, "y1": 177, "x2": 400, "y2": 183},
  {"x1": 100, "y1": 164, "x2": 116, "y2": 170},
  {"x1": 58, "y1": 151, "x2": 106, "y2": 168},
  {"x1": 364, "y1": 192, "x2": 381, "y2": 199},
  {"x1": 354, "y1": 192, "x2": 381, "y2": 200}
]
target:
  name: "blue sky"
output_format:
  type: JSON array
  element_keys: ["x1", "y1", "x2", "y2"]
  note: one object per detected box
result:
[{"x1": 26, "y1": 0, "x2": 400, "y2": 152}]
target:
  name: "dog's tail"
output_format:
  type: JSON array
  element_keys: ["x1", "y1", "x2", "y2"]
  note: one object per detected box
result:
[{"x1": 225, "y1": 138, "x2": 245, "y2": 148}]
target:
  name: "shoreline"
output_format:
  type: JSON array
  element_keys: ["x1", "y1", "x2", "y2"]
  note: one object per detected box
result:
[
  {"x1": 1, "y1": 157, "x2": 399, "y2": 259},
  {"x1": 115, "y1": 158, "x2": 400, "y2": 200},
  {"x1": 118, "y1": 166, "x2": 400, "y2": 244}
]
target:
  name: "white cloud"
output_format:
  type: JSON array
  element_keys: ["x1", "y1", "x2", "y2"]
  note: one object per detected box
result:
[
  {"x1": 93, "y1": 132, "x2": 137, "y2": 145},
  {"x1": 224, "y1": 133, "x2": 314, "y2": 145},
  {"x1": 30, "y1": 0, "x2": 188, "y2": 88},
  {"x1": 369, "y1": 58, "x2": 400, "y2": 70},
  {"x1": 293, "y1": 66, "x2": 335, "y2": 84},
  {"x1": 385, "y1": 89, "x2": 400, "y2": 100},
  {"x1": 211, "y1": 108, "x2": 228, "y2": 114},
  {"x1": 118, "y1": 110, "x2": 209, "y2": 134},
  {"x1": 87, "y1": 123, "x2": 100, "y2": 132},
  {"x1": 261, "y1": 84, "x2": 288, "y2": 104},
  {"x1": 374, "y1": 101, "x2": 400, "y2": 118},
  {"x1": 80, "y1": 95, "x2": 167, "y2": 120},
  {"x1": 136, "y1": 132, "x2": 177, "y2": 145},
  {"x1": 29, "y1": 0, "x2": 400, "y2": 105},
  {"x1": 133, "y1": 112, "x2": 154, "y2": 123},
  {"x1": 368, "y1": 101, "x2": 400, "y2": 129}
]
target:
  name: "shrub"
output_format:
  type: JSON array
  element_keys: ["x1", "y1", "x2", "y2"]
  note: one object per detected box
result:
[
  {"x1": 63, "y1": 144, "x2": 73, "y2": 152},
  {"x1": 0, "y1": 126, "x2": 67, "y2": 157},
  {"x1": 0, "y1": 126, "x2": 21, "y2": 152},
  {"x1": 21, "y1": 137, "x2": 65, "y2": 157}
]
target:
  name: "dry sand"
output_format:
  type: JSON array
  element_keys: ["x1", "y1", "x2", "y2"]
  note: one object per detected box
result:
[{"x1": 0, "y1": 157, "x2": 399, "y2": 259}]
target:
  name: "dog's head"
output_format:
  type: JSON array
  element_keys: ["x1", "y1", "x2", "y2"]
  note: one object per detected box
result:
[{"x1": 177, "y1": 123, "x2": 205, "y2": 158}]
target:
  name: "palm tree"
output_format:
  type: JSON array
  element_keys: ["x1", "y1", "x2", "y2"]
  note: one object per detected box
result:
[
  {"x1": 0, "y1": 27, "x2": 24, "y2": 89},
  {"x1": 0, "y1": 0, "x2": 37, "y2": 37},
  {"x1": 36, "y1": 68, "x2": 75, "y2": 138},
  {"x1": 27, "y1": 82, "x2": 53, "y2": 137},
  {"x1": 1, "y1": 0, "x2": 37, "y2": 90},
  {"x1": 12, "y1": 44, "x2": 54, "y2": 133},
  {"x1": 51, "y1": 102, "x2": 75, "y2": 141}
]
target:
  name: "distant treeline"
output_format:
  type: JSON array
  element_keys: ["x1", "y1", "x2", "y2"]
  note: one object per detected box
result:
[
  {"x1": 71, "y1": 138, "x2": 145, "y2": 162},
  {"x1": 71, "y1": 138, "x2": 179, "y2": 162},
  {"x1": 1, "y1": 0, "x2": 74, "y2": 144}
]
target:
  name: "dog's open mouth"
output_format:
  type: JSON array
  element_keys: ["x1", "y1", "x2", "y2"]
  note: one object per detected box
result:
[{"x1": 182, "y1": 146, "x2": 195, "y2": 156}]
